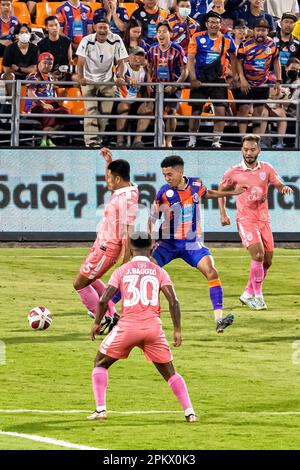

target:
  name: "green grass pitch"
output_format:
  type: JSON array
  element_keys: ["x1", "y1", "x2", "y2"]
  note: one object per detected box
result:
[{"x1": 0, "y1": 247, "x2": 299, "y2": 450}]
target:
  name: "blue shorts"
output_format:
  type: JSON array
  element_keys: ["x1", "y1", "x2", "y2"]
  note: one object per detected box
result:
[{"x1": 152, "y1": 239, "x2": 211, "y2": 268}]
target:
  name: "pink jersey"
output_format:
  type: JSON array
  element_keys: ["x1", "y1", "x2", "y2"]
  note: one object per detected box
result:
[
  {"x1": 108, "y1": 256, "x2": 173, "y2": 323},
  {"x1": 96, "y1": 185, "x2": 139, "y2": 248},
  {"x1": 220, "y1": 161, "x2": 282, "y2": 222}
]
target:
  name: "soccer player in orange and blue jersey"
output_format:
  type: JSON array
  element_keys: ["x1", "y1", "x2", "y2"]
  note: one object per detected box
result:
[
  {"x1": 218, "y1": 134, "x2": 294, "y2": 311},
  {"x1": 88, "y1": 232, "x2": 197, "y2": 423},
  {"x1": 150, "y1": 156, "x2": 247, "y2": 333}
]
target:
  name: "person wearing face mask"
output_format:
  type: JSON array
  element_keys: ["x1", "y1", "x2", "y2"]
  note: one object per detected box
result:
[
  {"x1": 272, "y1": 13, "x2": 300, "y2": 83},
  {"x1": 167, "y1": 0, "x2": 200, "y2": 53},
  {"x1": 285, "y1": 57, "x2": 300, "y2": 119},
  {"x1": 2, "y1": 23, "x2": 38, "y2": 96}
]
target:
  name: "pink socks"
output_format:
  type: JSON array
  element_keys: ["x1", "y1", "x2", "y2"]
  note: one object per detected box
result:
[
  {"x1": 168, "y1": 373, "x2": 193, "y2": 413},
  {"x1": 92, "y1": 367, "x2": 108, "y2": 410},
  {"x1": 77, "y1": 280, "x2": 116, "y2": 318},
  {"x1": 245, "y1": 264, "x2": 269, "y2": 296},
  {"x1": 250, "y1": 260, "x2": 264, "y2": 296}
]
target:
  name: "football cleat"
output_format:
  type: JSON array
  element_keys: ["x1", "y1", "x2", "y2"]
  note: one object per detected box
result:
[
  {"x1": 87, "y1": 310, "x2": 95, "y2": 319},
  {"x1": 185, "y1": 414, "x2": 198, "y2": 423},
  {"x1": 216, "y1": 314, "x2": 234, "y2": 333},
  {"x1": 240, "y1": 294, "x2": 258, "y2": 310},
  {"x1": 253, "y1": 298, "x2": 268, "y2": 310},
  {"x1": 99, "y1": 314, "x2": 113, "y2": 335},
  {"x1": 108, "y1": 312, "x2": 120, "y2": 333},
  {"x1": 87, "y1": 410, "x2": 107, "y2": 420}
]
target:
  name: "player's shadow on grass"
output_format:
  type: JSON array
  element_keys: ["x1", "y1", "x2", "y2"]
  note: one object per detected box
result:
[{"x1": 4, "y1": 333, "x2": 88, "y2": 344}]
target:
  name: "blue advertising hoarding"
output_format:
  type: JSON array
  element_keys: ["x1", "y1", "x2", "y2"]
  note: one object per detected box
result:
[{"x1": 0, "y1": 149, "x2": 299, "y2": 241}]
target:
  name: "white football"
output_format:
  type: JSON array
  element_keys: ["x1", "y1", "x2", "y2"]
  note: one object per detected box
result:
[{"x1": 28, "y1": 307, "x2": 52, "y2": 330}]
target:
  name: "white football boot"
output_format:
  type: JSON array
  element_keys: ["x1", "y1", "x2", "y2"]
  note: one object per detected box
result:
[
  {"x1": 87, "y1": 410, "x2": 107, "y2": 420},
  {"x1": 240, "y1": 293, "x2": 257, "y2": 310}
]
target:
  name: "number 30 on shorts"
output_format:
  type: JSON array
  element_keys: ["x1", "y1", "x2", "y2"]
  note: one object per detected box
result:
[{"x1": 123, "y1": 275, "x2": 159, "y2": 307}]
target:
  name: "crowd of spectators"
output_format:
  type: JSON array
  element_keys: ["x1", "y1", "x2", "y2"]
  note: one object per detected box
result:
[{"x1": 0, "y1": 0, "x2": 299, "y2": 147}]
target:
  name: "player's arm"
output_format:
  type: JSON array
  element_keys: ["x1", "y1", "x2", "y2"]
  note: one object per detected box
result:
[
  {"x1": 276, "y1": 183, "x2": 294, "y2": 195},
  {"x1": 91, "y1": 285, "x2": 118, "y2": 340},
  {"x1": 217, "y1": 182, "x2": 234, "y2": 226},
  {"x1": 121, "y1": 224, "x2": 134, "y2": 265},
  {"x1": 205, "y1": 186, "x2": 247, "y2": 199},
  {"x1": 161, "y1": 285, "x2": 182, "y2": 347}
]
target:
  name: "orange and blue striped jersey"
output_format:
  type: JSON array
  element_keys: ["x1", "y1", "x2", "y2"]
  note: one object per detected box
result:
[
  {"x1": 151, "y1": 177, "x2": 208, "y2": 241},
  {"x1": 188, "y1": 31, "x2": 236, "y2": 79},
  {"x1": 0, "y1": 16, "x2": 20, "y2": 40},
  {"x1": 237, "y1": 37, "x2": 279, "y2": 86},
  {"x1": 56, "y1": 2, "x2": 93, "y2": 45},
  {"x1": 147, "y1": 42, "x2": 187, "y2": 82},
  {"x1": 167, "y1": 13, "x2": 200, "y2": 53}
]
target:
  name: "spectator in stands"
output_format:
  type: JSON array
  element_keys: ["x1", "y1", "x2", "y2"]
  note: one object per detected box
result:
[
  {"x1": 239, "y1": 0, "x2": 276, "y2": 34},
  {"x1": 0, "y1": 0, "x2": 20, "y2": 60},
  {"x1": 93, "y1": 0, "x2": 129, "y2": 36},
  {"x1": 236, "y1": 18, "x2": 282, "y2": 135},
  {"x1": 76, "y1": 17, "x2": 128, "y2": 147},
  {"x1": 191, "y1": 0, "x2": 213, "y2": 21},
  {"x1": 123, "y1": 19, "x2": 149, "y2": 53},
  {"x1": 273, "y1": 13, "x2": 300, "y2": 83},
  {"x1": 187, "y1": 11, "x2": 237, "y2": 148},
  {"x1": 2, "y1": 23, "x2": 38, "y2": 95},
  {"x1": 198, "y1": 1, "x2": 234, "y2": 33},
  {"x1": 116, "y1": 46, "x2": 153, "y2": 147},
  {"x1": 285, "y1": 57, "x2": 300, "y2": 117},
  {"x1": 147, "y1": 21, "x2": 187, "y2": 147},
  {"x1": 231, "y1": 18, "x2": 248, "y2": 48},
  {"x1": 167, "y1": 0, "x2": 200, "y2": 53},
  {"x1": 158, "y1": 0, "x2": 174, "y2": 11},
  {"x1": 25, "y1": 52, "x2": 69, "y2": 147},
  {"x1": 38, "y1": 16, "x2": 72, "y2": 75},
  {"x1": 263, "y1": 1, "x2": 299, "y2": 20},
  {"x1": 56, "y1": 0, "x2": 93, "y2": 50},
  {"x1": 131, "y1": 0, "x2": 168, "y2": 45},
  {"x1": 260, "y1": 85, "x2": 290, "y2": 148}
]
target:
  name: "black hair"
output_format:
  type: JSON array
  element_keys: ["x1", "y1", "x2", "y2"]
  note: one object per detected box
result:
[
  {"x1": 13, "y1": 23, "x2": 31, "y2": 36},
  {"x1": 123, "y1": 19, "x2": 143, "y2": 50},
  {"x1": 130, "y1": 232, "x2": 152, "y2": 249},
  {"x1": 205, "y1": 11, "x2": 222, "y2": 21},
  {"x1": 107, "y1": 159, "x2": 130, "y2": 181},
  {"x1": 45, "y1": 16, "x2": 59, "y2": 26},
  {"x1": 157, "y1": 21, "x2": 172, "y2": 32},
  {"x1": 161, "y1": 155, "x2": 184, "y2": 168}
]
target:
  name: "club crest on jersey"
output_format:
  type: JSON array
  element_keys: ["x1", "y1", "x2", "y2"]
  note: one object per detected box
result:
[
  {"x1": 166, "y1": 189, "x2": 174, "y2": 198},
  {"x1": 64, "y1": 6, "x2": 70, "y2": 12},
  {"x1": 290, "y1": 44, "x2": 296, "y2": 52},
  {"x1": 82, "y1": 13, "x2": 87, "y2": 19},
  {"x1": 265, "y1": 47, "x2": 271, "y2": 54},
  {"x1": 193, "y1": 193, "x2": 199, "y2": 203},
  {"x1": 259, "y1": 171, "x2": 266, "y2": 181},
  {"x1": 200, "y1": 37, "x2": 206, "y2": 44}
]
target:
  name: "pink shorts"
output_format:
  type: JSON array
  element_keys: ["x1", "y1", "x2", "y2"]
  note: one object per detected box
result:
[
  {"x1": 237, "y1": 220, "x2": 274, "y2": 252},
  {"x1": 80, "y1": 242, "x2": 122, "y2": 280},
  {"x1": 100, "y1": 319, "x2": 173, "y2": 363}
]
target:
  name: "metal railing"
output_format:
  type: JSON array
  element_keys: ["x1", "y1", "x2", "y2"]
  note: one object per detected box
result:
[{"x1": 0, "y1": 80, "x2": 299, "y2": 147}]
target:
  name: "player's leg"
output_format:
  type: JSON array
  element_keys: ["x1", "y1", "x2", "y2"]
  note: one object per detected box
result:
[
  {"x1": 186, "y1": 87, "x2": 205, "y2": 148},
  {"x1": 196, "y1": 254, "x2": 234, "y2": 333},
  {"x1": 151, "y1": 240, "x2": 179, "y2": 267},
  {"x1": 87, "y1": 352, "x2": 118, "y2": 420},
  {"x1": 73, "y1": 244, "x2": 120, "y2": 320},
  {"x1": 153, "y1": 362, "x2": 197, "y2": 423},
  {"x1": 245, "y1": 242, "x2": 267, "y2": 310}
]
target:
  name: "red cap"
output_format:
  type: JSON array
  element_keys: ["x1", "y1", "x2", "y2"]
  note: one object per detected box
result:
[{"x1": 38, "y1": 52, "x2": 54, "y2": 63}]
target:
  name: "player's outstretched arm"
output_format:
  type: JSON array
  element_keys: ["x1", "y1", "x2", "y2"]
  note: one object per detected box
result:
[
  {"x1": 91, "y1": 285, "x2": 118, "y2": 340},
  {"x1": 161, "y1": 285, "x2": 182, "y2": 347},
  {"x1": 100, "y1": 147, "x2": 113, "y2": 166},
  {"x1": 205, "y1": 186, "x2": 247, "y2": 199},
  {"x1": 279, "y1": 185, "x2": 294, "y2": 195}
]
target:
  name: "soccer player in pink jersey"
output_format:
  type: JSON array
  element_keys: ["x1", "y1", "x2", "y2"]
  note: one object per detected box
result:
[
  {"x1": 73, "y1": 148, "x2": 139, "y2": 331},
  {"x1": 88, "y1": 232, "x2": 197, "y2": 423},
  {"x1": 218, "y1": 134, "x2": 294, "y2": 310}
]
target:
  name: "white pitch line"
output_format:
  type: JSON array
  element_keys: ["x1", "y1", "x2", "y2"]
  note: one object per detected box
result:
[
  {"x1": 5, "y1": 255, "x2": 300, "y2": 259},
  {"x1": 0, "y1": 409, "x2": 300, "y2": 416},
  {"x1": 0, "y1": 431, "x2": 103, "y2": 450}
]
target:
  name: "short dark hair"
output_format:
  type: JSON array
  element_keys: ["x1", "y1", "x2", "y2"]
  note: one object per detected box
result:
[
  {"x1": 13, "y1": 23, "x2": 31, "y2": 36},
  {"x1": 161, "y1": 155, "x2": 184, "y2": 168},
  {"x1": 45, "y1": 16, "x2": 59, "y2": 26},
  {"x1": 242, "y1": 134, "x2": 261, "y2": 146},
  {"x1": 157, "y1": 21, "x2": 171, "y2": 32},
  {"x1": 107, "y1": 159, "x2": 130, "y2": 181},
  {"x1": 130, "y1": 232, "x2": 152, "y2": 249}
]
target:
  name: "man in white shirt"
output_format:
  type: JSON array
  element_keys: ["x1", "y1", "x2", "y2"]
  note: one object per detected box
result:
[
  {"x1": 263, "y1": 0, "x2": 299, "y2": 19},
  {"x1": 76, "y1": 17, "x2": 128, "y2": 147}
]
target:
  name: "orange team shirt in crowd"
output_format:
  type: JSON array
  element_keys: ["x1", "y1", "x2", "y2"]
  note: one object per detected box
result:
[
  {"x1": 107, "y1": 256, "x2": 173, "y2": 323},
  {"x1": 220, "y1": 161, "x2": 283, "y2": 222},
  {"x1": 95, "y1": 185, "x2": 139, "y2": 248}
]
